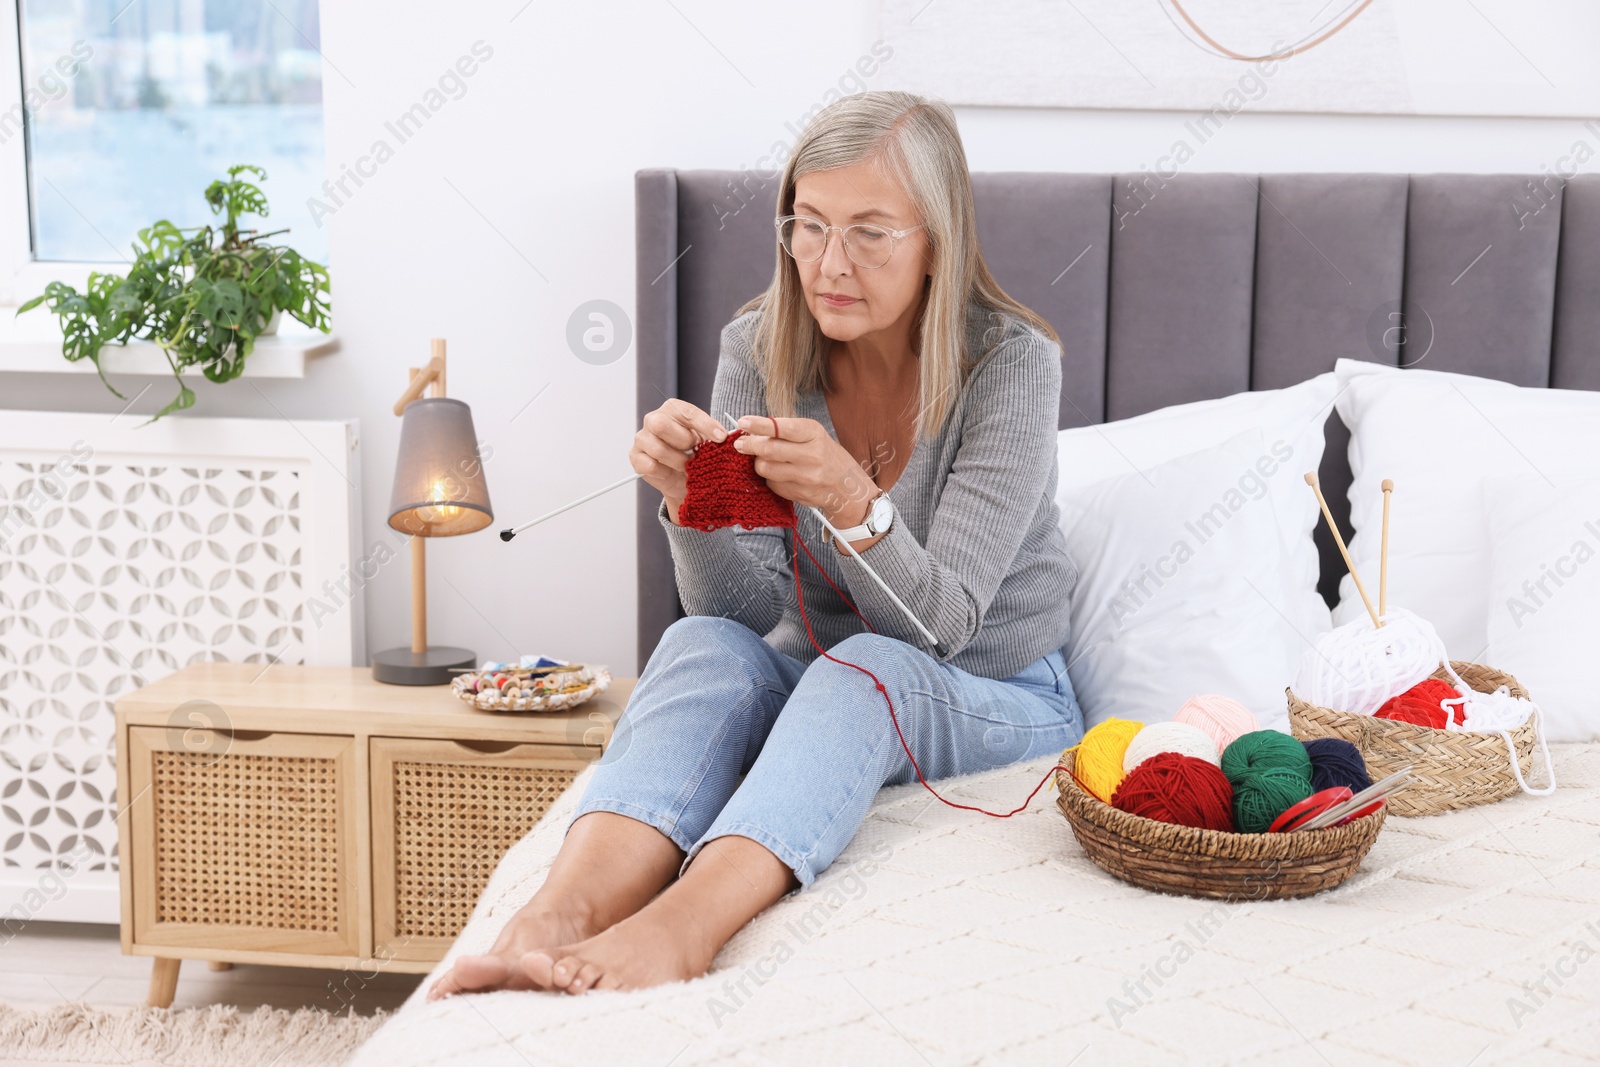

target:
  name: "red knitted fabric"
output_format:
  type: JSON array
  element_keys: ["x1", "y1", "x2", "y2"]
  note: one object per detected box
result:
[{"x1": 678, "y1": 430, "x2": 796, "y2": 531}]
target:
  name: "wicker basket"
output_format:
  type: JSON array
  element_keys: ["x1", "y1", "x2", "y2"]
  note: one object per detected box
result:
[
  {"x1": 1287, "y1": 661, "x2": 1545, "y2": 817},
  {"x1": 1053, "y1": 749, "x2": 1387, "y2": 901}
]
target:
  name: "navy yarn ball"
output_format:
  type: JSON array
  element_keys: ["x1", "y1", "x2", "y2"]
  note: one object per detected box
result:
[{"x1": 1303, "y1": 738, "x2": 1372, "y2": 794}]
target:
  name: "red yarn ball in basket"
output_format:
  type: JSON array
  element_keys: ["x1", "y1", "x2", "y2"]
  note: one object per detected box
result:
[
  {"x1": 1111, "y1": 751, "x2": 1236, "y2": 833},
  {"x1": 677, "y1": 430, "x2": 796, "y2": 531},
  {"x1": 1374, "y1": 677, "x2": 1463, "y2": 729}
]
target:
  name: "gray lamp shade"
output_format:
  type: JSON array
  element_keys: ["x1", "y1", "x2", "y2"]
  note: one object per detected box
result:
[{"x1": 387, "y1": 397, "x2": 493, "y2": 537}]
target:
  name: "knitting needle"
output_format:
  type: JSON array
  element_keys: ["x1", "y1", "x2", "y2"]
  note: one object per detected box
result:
[
  {"x1": 1297, "y1": 766, "x2": 1414, "y2": 830},
  {"x1": 1304, "y1": 471, "x2": 1382, "y2": 629},
  {"x1": 500, "y1": 473, "x2": 641, "y2": 541},
  {"x1": 502, "y1": 423, "x2": 749, "y2": 541},
  {"x1": 1292, "y1": 771, "x2": 1406, "y2": 833},
  {"x1": 497, "y1": 450, "x2": 952, "y2": 659},
  {"x1": 1380, "y1": 478, "x2": 1393, "y2": 619},
  {"x1": 810, "y1": 506, "x2": 950, "y2": 659}
]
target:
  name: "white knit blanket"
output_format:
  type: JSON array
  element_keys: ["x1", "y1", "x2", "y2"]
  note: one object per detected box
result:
[{"x1": 347, "y1": 744, "x2": 1600, "y2": 1067}]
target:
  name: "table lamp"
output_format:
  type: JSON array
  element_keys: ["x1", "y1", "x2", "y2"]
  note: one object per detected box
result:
[{"x1": 372, "y1": 338, "x2": 494, "y2": 685}]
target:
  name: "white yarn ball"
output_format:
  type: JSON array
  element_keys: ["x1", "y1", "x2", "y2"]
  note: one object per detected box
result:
[
  {"x1": 1292, "y1": 607, "x2": 1447, "y2": 717},
  {"x1": 1121, "y1": 720, "x2": 1222, "y2": 773}
]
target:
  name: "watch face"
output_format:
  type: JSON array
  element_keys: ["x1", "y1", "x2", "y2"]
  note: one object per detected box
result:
[{"x1": 869, "y1": 494, "x2": 894, "y2": 531}]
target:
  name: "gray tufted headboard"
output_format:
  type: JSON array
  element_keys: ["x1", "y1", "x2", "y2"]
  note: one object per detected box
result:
[{"x1": 634, "y1": 169, "x2": 1600, "y2": 667}]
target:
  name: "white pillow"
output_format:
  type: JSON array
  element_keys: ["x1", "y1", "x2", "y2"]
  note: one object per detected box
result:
[
  {"x1": 1058, "y1": 427, "x2": 1322, "y2": 732},
  {"x1": 1483, "y1": 474, "x2": 1600, "y2": 742},
  {"x1": 1056, "y1": 372, "x2": 1339, "y2": 642},
  {"x1": 1332, "y1": 358, "x2": 1600, "y2": 659}
]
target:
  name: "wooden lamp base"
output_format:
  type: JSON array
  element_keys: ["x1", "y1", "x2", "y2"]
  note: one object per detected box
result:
[{"x1": 371, "y1": 529, "x2": 475, "y2": 685}]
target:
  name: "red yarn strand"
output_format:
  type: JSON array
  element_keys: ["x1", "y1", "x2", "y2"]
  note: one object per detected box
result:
[
  {"x1": 789, "y1": 530, "x2": 1069, "y2": 819},
  {"x1": 791, "y1": 529, "x2": 874, "y2": 633}
]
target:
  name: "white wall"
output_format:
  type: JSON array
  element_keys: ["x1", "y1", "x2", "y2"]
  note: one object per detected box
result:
[{"x1": 3, "y1": 0, "x2": 1593, "y2": 676}]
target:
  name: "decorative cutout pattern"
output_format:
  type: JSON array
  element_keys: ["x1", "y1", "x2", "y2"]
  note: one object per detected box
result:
[{"x1": 0, "y1": 460, "x2": 306, "y2": 881}]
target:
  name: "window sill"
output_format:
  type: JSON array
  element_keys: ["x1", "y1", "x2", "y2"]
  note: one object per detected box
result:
[{"x1": 0, "y1": 311, "x2": 338, "y2": 378}]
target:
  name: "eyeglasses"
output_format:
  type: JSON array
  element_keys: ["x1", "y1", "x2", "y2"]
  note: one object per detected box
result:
[{"x1": 775, "y1": 214, "x2": 925, "y2": 269}]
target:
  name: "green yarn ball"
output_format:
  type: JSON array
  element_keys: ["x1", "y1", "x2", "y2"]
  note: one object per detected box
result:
[
  {"x1": 1231, "y1": 767, "x2": 1314, "y2": 833},
  {"x1": 1221, "y1": 730, "x2": 1314, "y2": 833},
  {"x1": 1221, "y1": 729, "x2": 1312, "y2": 780}
]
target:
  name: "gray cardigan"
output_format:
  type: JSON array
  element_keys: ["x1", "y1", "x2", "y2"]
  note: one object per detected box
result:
[{"x1": 657, "y1": 299, "x2": 1077, "y2": 681}]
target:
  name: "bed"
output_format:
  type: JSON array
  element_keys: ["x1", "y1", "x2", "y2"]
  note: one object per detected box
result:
[{"x1": 346, "y1": 171, "x2": 1600, "y2": 1067}]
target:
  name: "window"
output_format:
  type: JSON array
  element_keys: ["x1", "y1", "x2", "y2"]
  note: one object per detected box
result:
[{"x1": 2, "y1": 0, "x2": 327, "y2": 302}]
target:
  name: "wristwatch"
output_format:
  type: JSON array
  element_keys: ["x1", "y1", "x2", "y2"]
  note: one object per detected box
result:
[{"x1": 825, "y1": 490, "x2": 895, "y2": 546}]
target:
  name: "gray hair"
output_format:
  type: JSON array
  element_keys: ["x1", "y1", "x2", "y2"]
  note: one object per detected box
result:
[{"x1": 736, "y1": 90, "x2": 1060, "y2": 438}]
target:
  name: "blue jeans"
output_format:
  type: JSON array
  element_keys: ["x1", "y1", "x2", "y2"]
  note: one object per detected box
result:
[{"x1": 565, "y1": 616, "x2": 1085, "y2": 890}]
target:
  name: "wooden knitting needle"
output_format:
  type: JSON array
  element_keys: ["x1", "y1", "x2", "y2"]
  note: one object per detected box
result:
[
  {"x1": 1380, "y1": 478, "x2": 1393, "y2": 619},
  {"x1": 1304, "y1": 471, "x2": 1382, "y2": 629}
]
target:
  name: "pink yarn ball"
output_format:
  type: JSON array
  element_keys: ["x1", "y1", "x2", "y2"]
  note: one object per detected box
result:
[{"x1": 1175, "y1": 694, "x2": 1260, "y2": 752}]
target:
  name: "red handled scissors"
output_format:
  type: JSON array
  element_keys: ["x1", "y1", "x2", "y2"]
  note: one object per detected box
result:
[
  {"x1": 1269, "y1": 767, "x2": 1411, "y2": 832},
  {"x1": 1269, "y1": 787, "x2": 1352, "y2": 832}
]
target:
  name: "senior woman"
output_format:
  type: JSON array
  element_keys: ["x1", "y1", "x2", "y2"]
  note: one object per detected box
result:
[{"x1": 430, "y1": 90, "x2": 1082, "y2": 999}]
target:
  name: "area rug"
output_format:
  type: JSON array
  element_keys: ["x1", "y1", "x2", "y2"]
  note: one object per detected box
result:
[
  {"x1": 0, "y1": 1003, "x2": 389, "y2": 1066},
  {"x1": 347, "y1": 743, "x2": 1600, "y2": 1067}
]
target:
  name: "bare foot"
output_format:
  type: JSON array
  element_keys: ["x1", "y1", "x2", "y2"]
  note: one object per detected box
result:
[
  {"x1": 427, "y1": 902, "x2": 601, "y2": 1000},
  {"x1": 523, "y1": 897, "x2": 715, "y2": 995}
]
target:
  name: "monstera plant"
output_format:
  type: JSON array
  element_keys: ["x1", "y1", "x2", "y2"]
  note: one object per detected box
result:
[{"x1": 18, "y1": 164, "x2": 331, "y2": 420}]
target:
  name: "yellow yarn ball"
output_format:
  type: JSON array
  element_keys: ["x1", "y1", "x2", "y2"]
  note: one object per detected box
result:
[{"x1": 1067, "y1": 718, "x2": 1146, "y2": 803}]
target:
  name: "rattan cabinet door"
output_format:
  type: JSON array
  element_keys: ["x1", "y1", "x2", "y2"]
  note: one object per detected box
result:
[
  {"x1": 126, "y1": 727, "x2": 361, "y2": 957},
  {"x1": 370, "y1": 738, "x2": 595, "y2": 961}
]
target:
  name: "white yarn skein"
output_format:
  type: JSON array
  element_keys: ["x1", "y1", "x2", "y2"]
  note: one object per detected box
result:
[
  {"x1": 1291, "y1": 607, "x2": 1447, "y2": 717},
  {"x1": 1438, "y1": 669, "x2": 1557, "y2": 797},
  {"x1": 1121, "y1": 721, "x2": 1222, "y2": 774},
  {"x1": 1441, "y1": 679, "x2": 1531, "y2": 732},
  {"x1": 1433, "y1": 671, "x2": 1555, "y2": 796}
]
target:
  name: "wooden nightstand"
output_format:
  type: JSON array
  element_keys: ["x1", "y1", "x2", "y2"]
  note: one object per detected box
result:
[{"x1": 113, "y1": 663, "x2": 634, "y2": 1007}]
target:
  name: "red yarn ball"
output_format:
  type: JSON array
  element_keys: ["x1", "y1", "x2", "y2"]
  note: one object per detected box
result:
[
  {"x1": 1111, "y1": 752, "x2": 1236, "y2": 832},
  {"x1": 1374, "y1": 678, "x2": 1463, "y2": 729}
]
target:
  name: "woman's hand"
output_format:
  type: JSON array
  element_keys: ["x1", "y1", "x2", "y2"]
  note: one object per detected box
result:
[
  {"x1": 631, "y1": 399, "x2": 727, "y2": 525},
  {"x1": 733, "y1": 416, "x2": 880, "y2": 530}
]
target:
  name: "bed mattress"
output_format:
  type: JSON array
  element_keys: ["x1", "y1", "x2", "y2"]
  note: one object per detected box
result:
[{"x1": 347, "y1": 744, "x2": 1600, "y2": 1066}]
